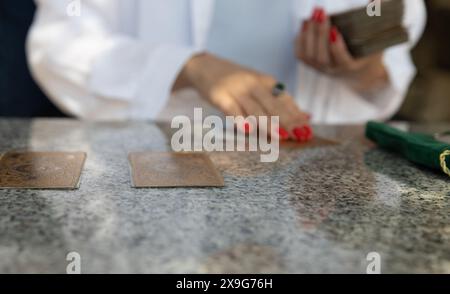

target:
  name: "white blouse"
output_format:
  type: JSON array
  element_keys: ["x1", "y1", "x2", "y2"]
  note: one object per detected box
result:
[
  {"x1": 207, "y1": 0, "x2": 298, "y2": 95},
  {"x1": 27, "y1": 0, "x2": 426, "y2": 123}
]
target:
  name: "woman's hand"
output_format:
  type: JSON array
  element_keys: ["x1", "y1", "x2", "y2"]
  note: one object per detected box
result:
[
  {"x1": 295, "y1": 7, "x2": 389, "y2": 93},
  {"x1": 175, "y1": 53, "x2": 312, "y2": 142}
]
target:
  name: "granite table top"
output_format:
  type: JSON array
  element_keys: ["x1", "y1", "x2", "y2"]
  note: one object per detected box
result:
[{"x1": 0, "y1": 119, "x2": 448, "y2": 274}]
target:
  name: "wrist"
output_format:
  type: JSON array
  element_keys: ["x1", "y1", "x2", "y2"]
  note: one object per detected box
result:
[
  {"x1": 347, "y1": 56, "x2": 388, "y2": 93},
  {"x1": 173, "y1": 52, "x2": 209, "y2": 92}
]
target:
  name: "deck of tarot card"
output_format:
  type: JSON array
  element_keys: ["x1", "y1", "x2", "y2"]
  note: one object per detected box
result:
[{"x1": 330, "y1": 0, "x2": 409, "y2": 58}]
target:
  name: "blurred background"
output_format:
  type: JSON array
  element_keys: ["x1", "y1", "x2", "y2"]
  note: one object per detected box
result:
[
  {"x1": 0, "y1": 0, "x2": 448, "y2": 121},
  {"x1": 0, "y1": 0, "x2": 65, "y2": 117},
  {"x1": 396, "y1": 0, "x2": 450, "y2": 122}
]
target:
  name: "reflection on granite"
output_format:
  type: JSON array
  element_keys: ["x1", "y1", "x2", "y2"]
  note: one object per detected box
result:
[{"x1": 0, "y1": 119, "x2": 448, "y2": 274}]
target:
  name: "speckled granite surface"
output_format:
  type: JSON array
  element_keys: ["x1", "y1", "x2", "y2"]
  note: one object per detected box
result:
[{"x1": 0, "y1": 119, "x2": 448, "y2": 274}]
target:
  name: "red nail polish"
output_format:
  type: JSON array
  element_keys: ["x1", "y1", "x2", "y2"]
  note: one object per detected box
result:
[
  {"x1": 278, "y1": 127, "x2": 290, "y2": 140},
  {"x1": 244, "y1": 122, "x2": 251, "y2": 134},
  {"x1": 316, "y1": 9, "x2": 326, "y2": 23},
  {"x1": 330, "y1": 26, "x2": 338, "y2": 43},
  {"x1": 303, "y1": 125, "x2": 314, "y2": 141},
  {"x1": 312, "y1": 7, "x2": 320, "y2": 21},
  {"x1": 293, "y1": 127, "x2": 307, "y2": 142}
]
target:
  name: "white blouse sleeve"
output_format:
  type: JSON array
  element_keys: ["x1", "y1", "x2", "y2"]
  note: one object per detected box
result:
[{"x1": 27, "y1": 0, "x2": 198, "y2": 120}]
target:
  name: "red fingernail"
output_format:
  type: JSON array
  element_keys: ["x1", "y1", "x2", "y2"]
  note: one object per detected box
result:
[
  {"x1": 317, "y1": 9, "x2": 326, "y2": 23},
  {"x1": 312, "y1": 7, "x2": 320, "y2": 21},
  {"x1": 330, "y1": 26, "x2": 338, "y2": 43},
  {"x1": 278, "y1": 127, "x2": 290, "y2": 140},
  {"x1": 244, "y1": 122, "x2": 251, "y2": 134},
  {"x1": 303, "y1": 125, "x2": 314, "y2": 141},
  {"x1": 293, "y1": 127, "x2": 307, "y2": 142}
]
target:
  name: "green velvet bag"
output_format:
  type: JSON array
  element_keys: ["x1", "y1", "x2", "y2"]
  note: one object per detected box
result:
[{"x1": 365, "y1": 121, "x2": 450, "y2": 177}]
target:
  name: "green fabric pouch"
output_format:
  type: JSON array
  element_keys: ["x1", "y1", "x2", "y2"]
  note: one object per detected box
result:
[{"x1": 365, "y1": 121, "x2": 450, "y2": 177}]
